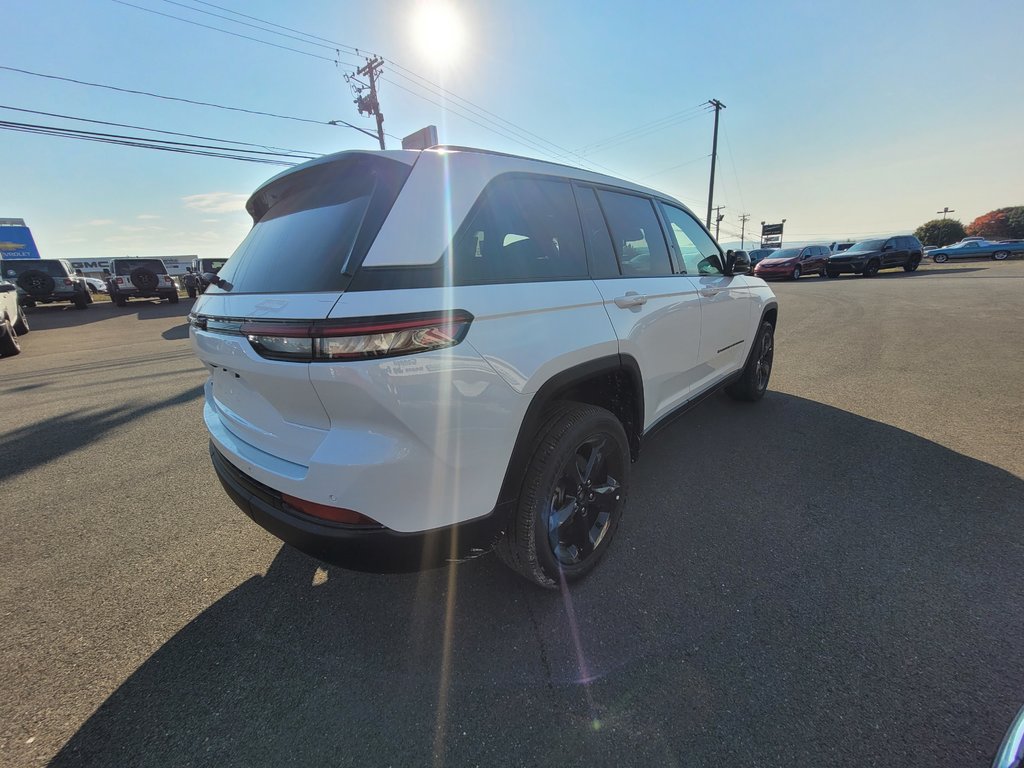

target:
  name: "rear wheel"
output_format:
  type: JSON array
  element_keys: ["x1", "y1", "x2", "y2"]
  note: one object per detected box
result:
[
  {"x1": 826, "y1": 268, "x2": 839, "y2": 278},
  {"x1": 112, "y1": 292, "x2": 127, "y2": 307},
  {"x1": 169, "y1": 293, "x2": 180, "y2": 304},
  {"x1": 862, "y1": 259, "x2": 880, "y2": 277},
  {"x1": 933, "y1": 253, "x2": 948, "y2": 264},
  {"x1": 903, "y1": 258, "x2": 920, "y2": 272},
  {"x1": 992, "y1": 250, "x2": 1010, "y2": 261},
  {"x1": 819, "y1": 265, "x2": 828, "y2": 277},
  {"x1": 726, "y1": 321, "x2": 774, "y2": 402},
  {"x1": 73, "y1": 292, "x2": 89, "y2": 310},
  {"x1": 0, "y1": 316, "x2": 21, "y2": 356},
  {"x1": 13, "y1": 306, "x2": 29, "y2": 335},
  {"x1": 497, "y1": 403, "x2": 629, "y2": 588},
  {"x1": 791, "y1": 266, "x2": 801, "y2": 280}
]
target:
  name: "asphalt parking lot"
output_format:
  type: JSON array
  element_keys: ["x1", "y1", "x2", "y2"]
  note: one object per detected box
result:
[{"x1": 1, "y1": 260, "x2": 1022, "y2": 767}]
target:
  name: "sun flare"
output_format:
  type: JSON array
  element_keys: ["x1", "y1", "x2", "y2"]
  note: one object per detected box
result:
[{"x1": 411, "y1": 1, "x2": 464, "y2": 66}]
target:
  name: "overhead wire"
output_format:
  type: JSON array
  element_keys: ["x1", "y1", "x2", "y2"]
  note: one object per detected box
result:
[
  {"x1": 575, "y1": 104, "x2": 711, "y2": 155},
  {"x1": 0, "y1": 120, "x2": 296, "y2": 165},
  {"x1": 0, "y1": 104, "x2": 320, "y2": 157},
  {"x1": 0, "y1": 65, "x2": 377, "y2": 139}
]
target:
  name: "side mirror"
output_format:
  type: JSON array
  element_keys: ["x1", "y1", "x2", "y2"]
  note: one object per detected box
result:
[
  {"x1": 203, "y1": 272, "x2": 232, "y2": 291},
  {"x1": 882, "y1": 244, "x2": 893, "y2": 252},
  {"x1": 726, "y1": 250, "x2": 750, "y2": 276}
]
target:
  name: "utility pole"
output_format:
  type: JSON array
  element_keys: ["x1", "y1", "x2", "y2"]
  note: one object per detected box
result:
[
  {"x1": 705, "y1": 99, "x2": 726, "y2": 228},
  {"x1": 713, "y1": 205, "x2": 726, "y2": 240},
  {"x1": 739, "y1": 213, "x2": 750, "y2": 249},
  {"x1": 937, "y1": 206, "x2": 955, "y2": 219},
  {"x1": 348, "y1": 56, "x2": 386, "y2": 150}
]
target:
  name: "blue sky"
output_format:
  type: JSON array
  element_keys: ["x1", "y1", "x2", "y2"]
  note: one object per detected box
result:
[{"x1": 2, "y1": 0, "x2": 1022, "y2": 258}]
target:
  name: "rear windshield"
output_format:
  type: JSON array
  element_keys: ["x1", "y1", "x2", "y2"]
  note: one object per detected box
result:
[
  {"x1": 114, "y1": 259, "x2": 167, "y2": 276},
  {"x1": 2, "y1": 259, "x2": 66, "y2": 278},
  {"x1": 215, "y1": 154, "x2": 412, "y2": 294},
  {"x1": 199, "y1": 259, "x2": 227, "y2": 272}
]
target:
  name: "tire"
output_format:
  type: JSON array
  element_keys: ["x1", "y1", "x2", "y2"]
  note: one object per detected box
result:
[
  {"x1": 826, "y1": 269, "x2": 839, "y2": 278},
  {"x1": 73, "y1": 293, "x2": 89, "y2": 310},
  {"x1": 16, "y1": 270, "x2": 55, "y2": 298},
  {"x1": 992, "y1": 250, "x2": 1009, "y2": 261},
  {"x1": 791, "y1": 266, "x2": 801, "y2": 280},
  {"x1": 169, "y1": 293, "x2": 180, "y2": 304},
  {"x1": 129, "y1": 267, "x2": 160, "y2": 291},
  {"x1": 726, "y1": 321, "x2": 775, "y2": 402},
  {"x1": 13, "y1": 305, "x2": 29, "y2": 335},
  {"x1": 112, "y1": 292, "x2": 127, "y2": 307},
  {"x1": 903, "y1": 258, "x2": 920, "y2": 272},
  {"x1": 819, "y1": 266, "x2": 828, "y2": 278},
  {"x1": 0, "y1": 316, "x2": 21, "y2": 357},
  {"x1": 862, "y1": 259, "x2": 880, "y2": 277},
  {"x1": 933, "y1": 253, "x2": 948, "y2": 264},
  {"x1": 496, "y1": 403, "x2": 630, "y2": 588}
]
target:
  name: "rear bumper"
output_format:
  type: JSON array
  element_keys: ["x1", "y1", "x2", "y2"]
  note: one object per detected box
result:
[
  {"x1": 210, "y1": 443, "x2": 507, "y2": 572},
  {"x1": 19, "y1": 292, "x2": 78, "y2": 304}
]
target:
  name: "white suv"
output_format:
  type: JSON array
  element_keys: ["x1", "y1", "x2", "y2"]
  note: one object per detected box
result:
[{"x1": 190, "y1": 147, "x2": 778, "y2": 587}]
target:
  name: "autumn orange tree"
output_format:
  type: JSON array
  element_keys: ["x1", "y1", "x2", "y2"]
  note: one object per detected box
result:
[{"x1": 966, "y1": 206, "x2": 1024, "y2": 239}]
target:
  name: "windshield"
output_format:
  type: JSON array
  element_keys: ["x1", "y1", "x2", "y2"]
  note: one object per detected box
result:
[
  {"x1": 847, "y1": 239, "x2": 886, "y2": 252},
  {"x1": 767, "y1": 248, "x2": 800, "y2": 259},
  {"x1": 113, "y1": 259, "x2": 167, "y2": 276},
  {"x1": 2, "y1": 259, "x2": 66, "y2": 278},
  {"x1": 215, "y1": 154, "x2": 411, "y2": 293}
]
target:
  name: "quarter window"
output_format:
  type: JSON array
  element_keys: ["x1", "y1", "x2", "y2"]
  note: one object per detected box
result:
[
  {"x1": 596, "y1": 191, "x2": 673, "y2": 277},
  {"x1": 659, "y1": 203, "x2": 723, "y2": 276},
  {"x1": 451, "y1": 177, "x2": 587, "y2": 284}
]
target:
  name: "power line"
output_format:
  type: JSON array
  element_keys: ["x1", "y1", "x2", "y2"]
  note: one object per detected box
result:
[
  {"x1": 0, "y1": 120, "x2": 296, "y2": 165},
  {"x1": 0, "y1": 104, "x2": 319, "y2": 157},
  {"x1": 111, "y1": 0, "x2": 359, "y2": 66},
  {"x1": 0, "y1": 65, "x2": 375, "y2": 138},
  {"x1": 637, "y1": 153, "x2": 711, "y2": 181},
  {"x1": 128, "y1": 0, "x2": 618, "y2": 171},
  {"x1": 575, "y1": 105, "x2": 711, "y2": 155}
]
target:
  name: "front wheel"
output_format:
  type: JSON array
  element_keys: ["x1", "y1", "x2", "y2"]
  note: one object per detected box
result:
[
  {"x1": 726, "y1": 321, "x2": 774, "y2": 402},
  {"x1": 992, "y1": 250, "x2": 1009, "y2": 261},
  {"x1": 862, "y1": 260, "x2": 880, "y2": 277},
  {"x1": 13, "y1": 305, "x2": 29, "y2": 335},
  {"x1": 826, "y1": 268, "x2": 840, "y2": 278},
  {"x1": 933, "y1": 253, "x2": 948, "y2": 264},
  {"x1": 819, "y1": 266, "x2": 828, "y2": 278},
  {"x1": 0, "y1": 317, "x2": 21, "y2": 357},
  {"x1": 497, "y1": 403, "x2": 629, "y2": 588}
]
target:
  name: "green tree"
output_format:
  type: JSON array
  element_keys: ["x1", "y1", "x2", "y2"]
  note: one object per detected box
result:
[{"x1": 915, "y1": 218, "x2": 966, "y2": 247}]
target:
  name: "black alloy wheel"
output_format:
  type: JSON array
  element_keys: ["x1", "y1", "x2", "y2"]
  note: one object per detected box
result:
[
  {"x1": 903, "y1": 258, "x2": 920, "y2": 272},
  {"x1": 727, "y1": 320, "x2": 775, "y2": 402},
  {"x1": 0, "y1": 316, "x2": 21, "y2": 356},
  {"x1": 863, "y1": 259, "x2": 880, "y2": 277},
  {"x1": 545, "y1": 436, "x2": 623, "y2": 567},
  {"x1": 497, "y1": 403, "x2": 630, "y2": 588},
  {"x1": 13, "y1": 305, "x2": 29, "y2": 335}
]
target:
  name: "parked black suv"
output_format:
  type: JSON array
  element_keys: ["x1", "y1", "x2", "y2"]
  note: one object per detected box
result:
[
  {"x1": 826, "y1": 235, "x2": 924, "y2": 277},
  {"x1": 0, "y1": 258, "x2": 93, "y2": 309}
]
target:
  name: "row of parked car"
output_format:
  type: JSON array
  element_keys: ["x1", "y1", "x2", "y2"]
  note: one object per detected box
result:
[{"x1": 740, "y1": 235, "x2": 1024, "y2": 281}]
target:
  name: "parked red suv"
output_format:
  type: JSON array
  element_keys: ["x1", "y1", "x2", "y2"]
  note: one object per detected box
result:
[{"x1": 752, "y1": 245, "x2": 830, "y2": 280}]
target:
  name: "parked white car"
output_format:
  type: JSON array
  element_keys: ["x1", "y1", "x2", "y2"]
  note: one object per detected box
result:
[
  {"x1": 0, "y1": 278, "x2": 30, "y2": 357},
  {"x1": 190, "y1": 146, "x2": 778, "y2": 587}
]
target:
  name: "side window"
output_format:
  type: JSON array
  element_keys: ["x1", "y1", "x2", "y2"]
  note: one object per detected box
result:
[
  {"x1": 659, "y1": 203, "x2": 723, "y2": 276},
  {"x1": 451, "y1": 176, "x2": 587, "y2": 284},
  {"x1": 595, "y1": 191, "x2": 673, "y2": 276},
  {"x1": 575, "y1": 186, "x2": 620, "y2": 279}
]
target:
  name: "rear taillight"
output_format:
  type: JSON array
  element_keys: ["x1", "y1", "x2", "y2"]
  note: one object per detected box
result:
[
  {"x1": 116, "y1": 277, "x2": 124, "y2": 284},
  {"x1": 63, "y1": 279, "x2": 73, "y2": 286},
  {"x1": 163, "y1": 275, "x2": 173, "y2": 283},
  {"x1": 240, "y1": 311, "x2": 473, "y2": 363}
]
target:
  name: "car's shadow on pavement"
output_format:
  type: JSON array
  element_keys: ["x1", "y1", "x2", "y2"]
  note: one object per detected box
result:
[
  {"x1": 22, "y1": 299, "x2": 194, "y2": 331},
  {"x1": 49, "y1": 393, "x2": 1024, "y2": 768}
]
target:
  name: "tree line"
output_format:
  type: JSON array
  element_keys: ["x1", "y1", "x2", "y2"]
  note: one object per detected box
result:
[{"x1": 915, "y1": 206, "x2": 1024, "y2": 247}]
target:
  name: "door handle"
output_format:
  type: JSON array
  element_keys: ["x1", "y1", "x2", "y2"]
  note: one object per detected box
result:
[
  {"x1": 613, "y1": 291, "x2": 647, "y2": 308},
  {"x1": 699, "y1": 287, "x2": 720, "y2": 298}
]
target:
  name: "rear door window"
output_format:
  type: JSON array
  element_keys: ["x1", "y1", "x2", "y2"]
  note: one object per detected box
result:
[
  {"x1": 452, "y1": 176, "x2": 587, "y2": 284},
  {"x1": 596, "y1": 191, "x2": 673, "y2": 276},
  {"x1": 574, "y1": 186, "x2": 620, "y2": 279}
]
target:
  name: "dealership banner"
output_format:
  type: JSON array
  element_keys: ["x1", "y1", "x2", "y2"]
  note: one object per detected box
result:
[{"x1": 0, "y1": 219, "x2": 42, "y2": 259}]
